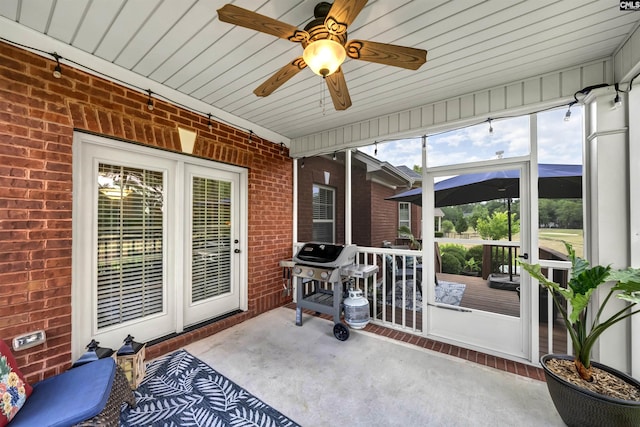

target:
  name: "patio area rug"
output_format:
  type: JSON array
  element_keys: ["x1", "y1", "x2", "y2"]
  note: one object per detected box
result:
[
  {"x1": 434, "y1": 281, "x2": 467, "y2": 306},
  {"x1": 387, "y1": 280, "x2": 466, "y2": 311},
  {"x1": 120, "y1": 350, "x2": 300, "y2": 427}
]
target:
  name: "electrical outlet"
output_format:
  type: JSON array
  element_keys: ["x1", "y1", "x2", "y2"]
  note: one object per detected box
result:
[{"x1": 12, "y1": 330, "x2": 46, "y2": 351}]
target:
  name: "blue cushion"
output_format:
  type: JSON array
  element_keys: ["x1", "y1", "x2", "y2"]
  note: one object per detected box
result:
[{"x1": 9, "y1": 357, "x2": 116, "y2": 427}]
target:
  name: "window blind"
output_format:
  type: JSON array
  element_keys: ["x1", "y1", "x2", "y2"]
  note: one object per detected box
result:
[
  {"x1": 399, "y1": 202, "x2": 410, "y2": 229},
  {"x1": 312, "y1": 185, "x2": 334, "y2": 242},
  {"x1": 96, "y1": 164, "x2": 164, "y2": 329},
  {"x1": 191, "y1": 177, "x2": 232, "y2": 302}
]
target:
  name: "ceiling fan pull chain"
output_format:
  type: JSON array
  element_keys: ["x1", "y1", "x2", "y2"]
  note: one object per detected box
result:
[{"x1": 320, "y1": 78, "x2": 326, "y2": 116}]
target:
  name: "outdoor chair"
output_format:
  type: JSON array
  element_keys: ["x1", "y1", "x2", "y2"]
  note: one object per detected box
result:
[
  {"x1": 1, "y1": 339, "x2": 135, "y2": 427},
  {"x1": 384, "y1": 254, "x2": 423, "y2": 295}
]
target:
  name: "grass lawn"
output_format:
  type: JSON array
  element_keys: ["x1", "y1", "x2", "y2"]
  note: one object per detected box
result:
[
  {"x1": 443, "y1": 228, "x2": 584, "y2": 258},
  {"x1": 538, "y1": 228, "x2": 583, "y2": 257}
]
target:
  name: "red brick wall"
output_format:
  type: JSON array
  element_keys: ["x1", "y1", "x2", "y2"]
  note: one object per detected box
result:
[
  {"x1": 296, "y1": 155, "x2": 345, "y2": 244},
  {"x1": 370, "y1": 183, "x2": 399, "y2": 247},
  {"x1": 0, "y1": 41, "x2": 293, "y2": 381},
  {"x1": 351, "y1": 165, "x2": 371, "y2": 246},
  {"x1": 412, "y1": 204, "x2": 423, "y2": 239}
]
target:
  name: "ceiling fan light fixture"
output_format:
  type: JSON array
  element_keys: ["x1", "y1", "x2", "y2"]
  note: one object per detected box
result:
[{"x1": 303, "y1": 39, "x2": 346, "y2": 77}]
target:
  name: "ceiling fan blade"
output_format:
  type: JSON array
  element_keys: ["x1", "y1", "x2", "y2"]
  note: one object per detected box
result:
[
  {"x1": 325, "y1": 68, "x2": 352, "y2": 110},
  {"x1": 218, "y1": 4, "x2": 309, "y2": 43},
  {"x1": 325, "y1": 0, "x2": 368, "y2": 35},
  {"x1": 346, "y1": 40, "x2": 427, "y2": 70},
  {"x1": 254, "y1": 58, "x2": 307, "y2": 97}
]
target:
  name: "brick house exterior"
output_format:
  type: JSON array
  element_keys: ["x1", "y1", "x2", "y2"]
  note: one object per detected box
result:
[
  {"x1": 297, "y1": 151, "x2": 419, "y2": 247},
  {"x1": 0, "y1": 42, "x2": 294, "y2": 382}
]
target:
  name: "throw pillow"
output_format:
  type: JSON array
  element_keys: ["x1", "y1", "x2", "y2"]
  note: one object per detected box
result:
[{"x1": 0, "y1": 340, "x2": 33, "y2": 427}]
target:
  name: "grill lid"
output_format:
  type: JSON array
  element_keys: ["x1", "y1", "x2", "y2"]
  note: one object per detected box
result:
[
  {"x1": 295, "y1": 242, "x2": 344, "y2": 263},
  {"x1": 293, "y1": 243, "x2": 357, "y2": 268}
]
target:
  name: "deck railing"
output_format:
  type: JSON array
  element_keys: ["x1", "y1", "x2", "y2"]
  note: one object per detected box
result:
[
  {"x1": 537, "y1": 258, "x2": 572, "y2": 355},
  {"x1": 353, "y1": 246, "x2": 572, "y2": 355},
  {"x1": 290, "y1": 244, "x2": 572, "y2": 356},
  {"x1": 355, "y1": 247, "x2": 424, "y2": 332}
]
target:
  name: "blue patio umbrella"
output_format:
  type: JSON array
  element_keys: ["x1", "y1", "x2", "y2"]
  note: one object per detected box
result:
[
  {"x1": 386, "y1": 164, "x2": 582, "y2": 207},
  {"x1": 386, "y1": 163, "x2": 582, "y2": 280}
]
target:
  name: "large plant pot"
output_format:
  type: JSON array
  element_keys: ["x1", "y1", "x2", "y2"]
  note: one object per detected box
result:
[{"x1": 541, "y1": 354, "x2": 640, "y2": 427}]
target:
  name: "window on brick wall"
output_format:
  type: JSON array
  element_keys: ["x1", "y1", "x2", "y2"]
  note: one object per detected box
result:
[
  {"x1": 312, "y1": 184, "x2": 334, "y2": 243},
  {"x1": 399, "y1": 202, "x2": 410, "y2": 232}
]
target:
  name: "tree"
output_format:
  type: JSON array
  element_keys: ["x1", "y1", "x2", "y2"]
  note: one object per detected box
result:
[
  {"x1": 441, "y1": 206, "x2": 463, "y2": 223},
  {"x1": 441, "y1": 219, "x2": 455, "y2": 233},
  {"x1": 454, "y1": 217, "x2": 468, "y2": 235},
  {"x1": 469, "y1": 204, "x2": 489, "y2": 230},
  {"x1": 538, "y1": 199, "x2": 556, "y2": 227},
  {"x1": 476, "y1": 211, "x2": 520, "y2": 240},
  {"x1": 556, "y1": 199, "x2": 583, "y2": 228}
]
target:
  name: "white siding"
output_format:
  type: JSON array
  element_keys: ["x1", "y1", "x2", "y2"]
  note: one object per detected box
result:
[{"x1": 291, "y1": 60, "x2": 613, "y2": 157}]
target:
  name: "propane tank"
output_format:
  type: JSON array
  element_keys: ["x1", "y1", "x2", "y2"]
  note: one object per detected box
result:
[{"x1": 343, "y1": 288, "x2": 370, "y2": 329}]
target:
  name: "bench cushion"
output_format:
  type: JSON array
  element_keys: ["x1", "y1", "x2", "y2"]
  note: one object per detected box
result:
[{"x1": 10, "y1": 357, "x2": 116, "y2": 427}]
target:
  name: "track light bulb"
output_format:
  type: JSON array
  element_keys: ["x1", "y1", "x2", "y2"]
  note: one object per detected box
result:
[
  {"x1": 146, "y1": 90, "x2": 154, "y2": 111},
  {"x1": 564, "y1": 108, "x2": 571, "y2": 122},
  {"x1": 613, "y1": 93, "x2": 622, "y2": 109},
  {"x1": 301, "y1": 157, "x2": 305, "y2": 168},
  {"x1": 52, "y1": 53, "x2": 62, "y2": 78},
  {"x1": 488, "y1": 118, "x2": 494, "y2": 135},
  {"x1": 207, "y1": 113, "x2": 213, "y2": 131},
  {"x1": 332, "y1": 151, "x2": 337, "y2": 160}
]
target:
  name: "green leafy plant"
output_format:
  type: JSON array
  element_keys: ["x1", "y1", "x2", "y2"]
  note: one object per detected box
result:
[
  {"x1": 398, "y1": 225, "x2": 421, "y2": 250},
  {"x1": 463, "y1": 257, "x2": 481, "y2": 273},
  {"x1": 519, "y1": 242, "x2": 640, "y2": 382}
]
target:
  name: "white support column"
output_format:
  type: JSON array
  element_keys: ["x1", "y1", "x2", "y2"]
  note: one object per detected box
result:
[
  {"x1": 293, "y1": 158, "x2": 298, "y2": 246},
  {"x1": 345, "y1": 150, "x2": 352, "y2": 245},
  {"x1": 629, "y1": 86, "x2": 640, "y2": 379},
  {"x1": 421, "y1": 136, "x2": 433, "y2": 334},
  {"x1": 583, "y1": 87, "x2": 630, "y2": 373}
]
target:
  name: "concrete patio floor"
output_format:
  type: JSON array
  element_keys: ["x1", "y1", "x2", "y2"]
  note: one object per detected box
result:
[{"x1": 184, "y1": 307, "x2": 563, "y2": 426}]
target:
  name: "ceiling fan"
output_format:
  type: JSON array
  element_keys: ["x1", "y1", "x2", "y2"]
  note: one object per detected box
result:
[{"x1": 217, "y1": 1, "x2": 428, "y2": 111}]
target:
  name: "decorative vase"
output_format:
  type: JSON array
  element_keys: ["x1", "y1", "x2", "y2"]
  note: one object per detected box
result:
[{"x1": 540, "y1": 354, "x2": 640, "y2": 427}]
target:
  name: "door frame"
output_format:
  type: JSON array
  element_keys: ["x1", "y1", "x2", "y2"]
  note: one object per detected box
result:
[
  {"x1": 422, "y1": 155, "x2": 534, "y2": 360},
  {"x1": 72, "y1": 132, "x2": 248, "y2": 360}
]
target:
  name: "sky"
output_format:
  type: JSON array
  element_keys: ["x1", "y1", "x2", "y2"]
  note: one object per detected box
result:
[{"x1": 359, "y1": 106, "x2": 583, "y2": 170}]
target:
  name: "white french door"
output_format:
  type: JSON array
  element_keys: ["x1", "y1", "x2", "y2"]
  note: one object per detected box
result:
[
  {"x1": 183, "y1": 164, "x2": 241, "y2": 326},
  {"x1": 424, "y1": 159, "x2": 533, "y2": 359},
  {"x1": 73, "y1": 133, "x2": 247, "y2": 360}
]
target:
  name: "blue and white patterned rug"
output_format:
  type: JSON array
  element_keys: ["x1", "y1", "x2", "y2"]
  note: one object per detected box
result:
[
  {"x1": 120, "y1": 350, "x2": 300, "y2": 427},
  {"x1": 387, "y1": 280, "x2": 466, "y2": 311}
]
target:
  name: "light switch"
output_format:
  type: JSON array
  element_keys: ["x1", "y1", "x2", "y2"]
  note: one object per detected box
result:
[{"x1": 12, "y1": 330, "x2": 46, "y2": 351}]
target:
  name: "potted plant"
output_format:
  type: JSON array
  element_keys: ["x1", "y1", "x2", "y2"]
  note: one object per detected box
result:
[
  {"x1": 519, "y1": 242, "x2": 640, "y2": 426},
  {"x1": 461, "y1": 257, "x2": 481, "y2": 277},
  {"x1": 398, "y1": 225, "x2": 421, "y2": 250}
]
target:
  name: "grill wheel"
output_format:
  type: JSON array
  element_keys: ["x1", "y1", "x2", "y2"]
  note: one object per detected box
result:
[{"x1": 333, "y1": 323, "x2": 350, "y2": 341}]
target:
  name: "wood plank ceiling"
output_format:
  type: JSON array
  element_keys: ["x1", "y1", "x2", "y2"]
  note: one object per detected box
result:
[{"x1": 1, "y1": 0, "x2": 638, "y2": 141}]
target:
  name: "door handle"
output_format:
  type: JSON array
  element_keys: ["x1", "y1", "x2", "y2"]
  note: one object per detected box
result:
[
  {"x1": 517, "y1": 253, "x2": 529, "y2": 260},
  {"x1": 234, "y1": 249, "x2": 241, "y2": 253}
]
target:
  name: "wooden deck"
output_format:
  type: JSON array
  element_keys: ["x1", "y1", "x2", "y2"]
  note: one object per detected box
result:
[{"x1": 372, "y1": 272, "x2": 567, "y2": 356}]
